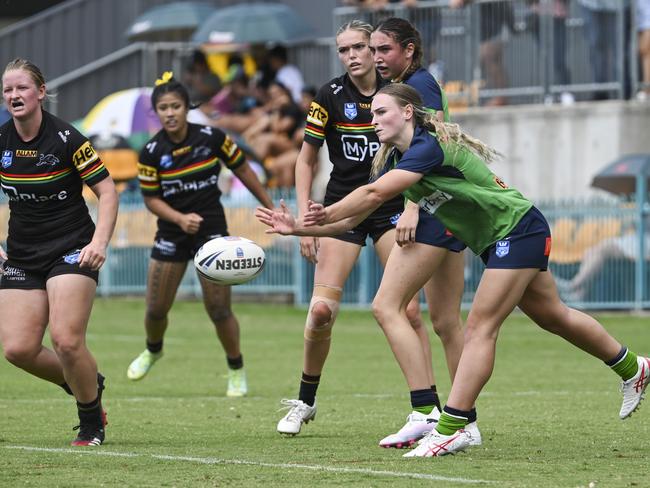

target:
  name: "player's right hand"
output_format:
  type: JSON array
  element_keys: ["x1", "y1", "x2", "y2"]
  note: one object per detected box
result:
[
  {"x1": 179, "y1": 212, "x2": 203, "y2": 234},
  {"x1": 299, "y1": 236, "x2": 319, "y2": 263}
]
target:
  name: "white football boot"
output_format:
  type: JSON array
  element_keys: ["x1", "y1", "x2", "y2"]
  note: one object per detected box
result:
[
  {"x1": 464, "y1": 421, "x2": 482, "y2": 446},
  {"x1": 226, "y1": 368, "x2": 248, "y2": 397},
  {"x1": 277, "y1": 399, "x2": 317, "y2": 435},
  {"x1": 126, "y1": 349, "x2": 162, "y2": 381},
  {"x1": 620, "y1": 356, "x2": 650, "y2": 419},
  {"x1": 379, "y1": 407, "x2": 440, "y2": 449},
  {"x1": 404, "y1": 428, "x2": 472, "y2": 457}
]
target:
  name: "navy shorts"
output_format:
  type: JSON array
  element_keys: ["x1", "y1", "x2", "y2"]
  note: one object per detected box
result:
[
  {"x1": 0, "y1": 248, "x2": 99, "y2": 290},
  {"x1": 151, "y1": 228, "x2": 229, "y2": 262},
  {"x1": 480, "y1": 206, "x2": 551, "y2": 270},
  {"x1": 415, "y1": 210, "x2": 466, "y2": 252}
]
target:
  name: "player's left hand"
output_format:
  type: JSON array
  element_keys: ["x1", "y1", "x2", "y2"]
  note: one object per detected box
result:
[
  {"x1": 255, "y1": 199, "x2": 297, "y2": 235},
  {"x1": 78, "y1": 240, "x2": 107, "y2": 271},
  {"x1": 395, "y1": 205, "x2": 419, "y2": 247}
]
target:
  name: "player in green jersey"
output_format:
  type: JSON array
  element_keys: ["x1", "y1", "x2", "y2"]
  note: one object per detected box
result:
[{"x1": 256, "y1": 83, "x2": 649, "y2": 457}]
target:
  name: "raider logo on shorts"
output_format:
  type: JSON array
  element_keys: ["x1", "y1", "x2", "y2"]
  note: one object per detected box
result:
[{"x1": 496, "y1": 240, "x2": 510, "y2": 258}]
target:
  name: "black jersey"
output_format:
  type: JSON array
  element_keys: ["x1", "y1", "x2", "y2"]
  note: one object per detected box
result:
[
  {"x1": 0, "y1": 111, "x2": 109, "y2": 269},
  {"x1": 303, "y1": 73, "x2": 402, "y2": 213},
  {"x1": 137, "y1": 123, "x2": 245, "y2": 235}
]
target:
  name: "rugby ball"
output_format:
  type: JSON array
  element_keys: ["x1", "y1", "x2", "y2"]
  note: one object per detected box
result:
[{"x1": 194, "y1": 236, "x2": 266, "y2": 285}]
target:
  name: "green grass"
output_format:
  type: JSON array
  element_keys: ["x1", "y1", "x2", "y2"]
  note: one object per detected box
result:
[{"x1": 0, "y1": 299, "x2": 648, "y2": 487}]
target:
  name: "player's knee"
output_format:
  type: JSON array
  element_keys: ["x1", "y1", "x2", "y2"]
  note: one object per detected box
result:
[
  {"x1": 372, "y1": 298, "x2": 396, "y2": 328},
  {"x1": 430, "y1": 312, "x2": 462, "y2": 338},
  {"x1": 207, "y1": 305, "x2": 233, "y2": 324},
  {"x1": 304, "y1": 285, "x2": 341, "y2": 343},
  {"x1": 50, "y1": 334, "x2": 84, "y2": 360},
  {"x1": 145, "y1": 307, "x2": 167, "y2": 323},
  {"x1": 405, "y1": 301, "x2": 423, "y2": 330},
  {"x1": 3, "y1": 343, "x2": 37, "y2": 367}
]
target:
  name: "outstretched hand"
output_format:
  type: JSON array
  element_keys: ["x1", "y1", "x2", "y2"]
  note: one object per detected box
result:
[
  {"x1": 303, "y1": 200, "x2": 326, "y2": 227},
  {"x1": 255, "y1": 199, "x2": 297, "y2": 235}
]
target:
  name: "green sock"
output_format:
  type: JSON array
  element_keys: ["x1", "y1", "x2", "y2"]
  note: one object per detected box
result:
[
  {"x1": 413, "y1": 405, "x2": 434, "y2": 415},
  {"x1": 437, "y1": 411, "x2": 467, "y2": 435},
  {"x1": 610, "y1": 349, "x2": 638, "y2": 381}
]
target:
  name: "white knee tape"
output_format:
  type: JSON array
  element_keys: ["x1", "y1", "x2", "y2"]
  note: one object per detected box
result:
[{"x1": 304, "y1": 285, "x2": 342, "y2": 342}]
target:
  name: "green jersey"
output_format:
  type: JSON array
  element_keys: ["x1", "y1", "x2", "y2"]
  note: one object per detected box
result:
[{"x1": 393, "y1": 127, "x2": 533, "y2": 254}]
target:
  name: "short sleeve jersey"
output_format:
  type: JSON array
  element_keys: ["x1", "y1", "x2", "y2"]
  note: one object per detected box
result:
[
  {"x1": 303, "y1": 73, "x2": 402, "y2": 216},
  {"x1": 0, "y1": 111, "x2": 109, "y2": 267},
  {"x1": 394, "y1": 127, "x2": 533, "y2": 254},
  {"x1": 137, "y1": 123, "x2": 245, "y2": 235},
  {"x1": 404, "y1": 68, "x2": 450, "y2": 122}
]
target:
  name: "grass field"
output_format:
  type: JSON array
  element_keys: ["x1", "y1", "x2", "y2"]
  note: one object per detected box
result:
[{"x1": 0, "y1": 298, "x2": 648, "y2": 487}]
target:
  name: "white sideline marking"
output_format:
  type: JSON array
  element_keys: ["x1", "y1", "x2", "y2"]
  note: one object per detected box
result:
[{"x1": 5, "y1": 445, "x2": 491, "y2": 484}]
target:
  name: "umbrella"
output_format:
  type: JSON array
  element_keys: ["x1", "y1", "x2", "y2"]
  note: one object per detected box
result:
[
  {"x1": 81, "y1": 88, "x2": 161, "y2": 151},
  {"x1": 126, "y1": 2, "x2": 217, "y2": 42},
  {"x1": 192, "y1": 3, "x2": 313, "y2": 45},
  {"x1": 591, "y1": 154, "x2": 650, "y2": 196},
  {"x1": 89, "y1": 134, "x2": 138, "y2": 182}
]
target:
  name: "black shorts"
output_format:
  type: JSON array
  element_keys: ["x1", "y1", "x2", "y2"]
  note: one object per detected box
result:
[
  {"x1": 324, "y1": 191, "x2": 403, "y2": 247},
  {"x1": 328, "y1": 203, "x2": 401, "y2": 247},
  {"x1": 480, "y1": 206, "x2": 551, "y2": 270},
  {"x1": 151, "y1": 227, "x2": 229, "y2": 262},
  {"x1": 0, "y1": 247, "x2": 99, "y2": 290},
  {"x1": 415, "y1": 210, "x2": 466, "y2": 252}
]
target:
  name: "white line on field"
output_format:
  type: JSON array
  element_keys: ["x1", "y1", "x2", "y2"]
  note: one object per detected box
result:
[{"x1": 5, "y1": 445, "x2": 492, "y2": 484}]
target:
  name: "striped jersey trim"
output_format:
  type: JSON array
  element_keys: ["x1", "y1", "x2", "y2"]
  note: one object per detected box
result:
[
  {"x1": 159, "y1": 157, "x2": 217, "y2": 179},
  {"x1": 0, "y1": 168, "x2": 73, "y2": 184}
]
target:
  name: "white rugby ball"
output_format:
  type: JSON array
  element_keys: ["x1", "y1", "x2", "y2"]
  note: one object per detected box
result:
[{"x1": 194, "y1": 236, "x2": 266, "y2": 285}]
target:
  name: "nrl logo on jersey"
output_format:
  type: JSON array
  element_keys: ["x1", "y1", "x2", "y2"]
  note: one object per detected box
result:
[
  {"x1": 344, "y1": 103, "x2": 357, "y2": 120},
  {"x1": 160, "y1": 154, "x2": 173, "y2": 169},
  {"x1": 1, "y1": 150, "x2": 13, "y2": 168}
]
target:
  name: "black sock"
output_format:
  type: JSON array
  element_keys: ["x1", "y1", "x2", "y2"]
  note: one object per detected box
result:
[
  {"x1": 227, "y1": 355, "x2": 244, "y2": 370},
  {"x1": 430, "y1": 384, "x2": 442, "y2": 412},
  {"x1": 467, "y1": 408, "x2": 477, "y2": 423},
  {"x1": 61, "y1": 372, "x2": 105, "y2": 397},
  {"x1": 410, "y1": 388, "x2": 437, "y2": 415},
  {"x1": 77, "y1": 396, "x2": 102, "y2": 426},
  {"x1": 298, "y1": 372, "x2": 320, "y2": 407},
  {"x1": 146, "y1": 340, "x2": 163, "y2": 354},
  {"x1": 60, "y1": 382, "x2": 73, "y2": 395}
]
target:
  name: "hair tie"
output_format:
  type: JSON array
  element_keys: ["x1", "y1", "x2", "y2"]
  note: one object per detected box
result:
[{"x1": 155, "y1": 71, "x2": 174, "y2": 86}]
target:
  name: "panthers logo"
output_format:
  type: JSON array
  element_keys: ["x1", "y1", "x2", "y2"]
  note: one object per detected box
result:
[{"x1": 37, "y1": 153, "x2": 60, "y2": 167}]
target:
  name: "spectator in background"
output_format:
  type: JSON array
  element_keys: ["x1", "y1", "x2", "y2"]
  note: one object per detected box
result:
[
  {"x1": 577, "y1": 0, "x2": 632, "y2": 100},
  {"x1": 451, "y1": 0, "x2": 514, "y2": 106},
  {"x1": 268, "y1": 45, "x2": 305, "y2": 104},
  {"x1": 182, "y1": 49, "x2": 222, "y2": 104},
  {"x1": 637, "y1": 0, "x2": 650, "y2": 100},
  {"x1": 557, "y1": 230, "x2": 650, "y2": 301},
  {"x1": 528, "y1": 0, "x2": 574, "y2": 105},
  {"x1": 242, "y1": 81, "x2": 304, "y2": 186}
]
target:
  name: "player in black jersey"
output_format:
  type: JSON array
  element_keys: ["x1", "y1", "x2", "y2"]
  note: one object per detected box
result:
[
  {"x1": 275, "y1": 20, "x2": 431, "y2": 436},
  {"x1": 0, "y1": 59, "x2": 118, "y2": 446},
  {"x1": 127, "y1": 74, "x2": 273, "y2": 397}
]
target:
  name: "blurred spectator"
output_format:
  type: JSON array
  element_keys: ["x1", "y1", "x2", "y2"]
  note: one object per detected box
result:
[
  {"x1": 577, "y1": 0, "x2": 632, "y2": 100},
  {"x1": 268, "y1": 45, "x2": 305, "y2": 104},
  {"x1": 242, "y1": 81, "x2": 304, "y2": 187},
  {"x1": 527, "y1": 0, "x2": 574, "y2": 105},
  {"x1": 182, "y1": 49, "x2": 222, "y2": 104},
  {"x1": 451, "y1": 0, "x2": 514, "y2": 106},
  {"x1": 638, "y1": 0, "x2": 650, "y2": 100},
  {"x1": 557, "y1": 230, "x2": 650, "y2": 301}
]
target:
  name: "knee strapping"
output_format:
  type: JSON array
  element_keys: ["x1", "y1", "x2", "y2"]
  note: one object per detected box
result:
[{"x1": 304, "y1": 285, "x2": 342, "y2": 342}]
